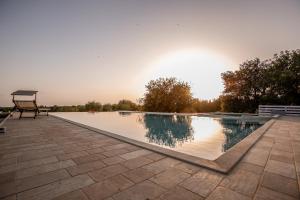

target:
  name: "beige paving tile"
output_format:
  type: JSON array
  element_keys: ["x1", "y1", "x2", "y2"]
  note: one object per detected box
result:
[
  {"x1": 57, "y1": 151, "x2": 89, "y2": 161},
  {"x1": 0, "y1": 172, "x2": 15, "y2": 184},
  {"x1": 150, "y1": 168, "x2": 190, "y2": 189},
  {"x1": 102, "y1": 143, "x2": 132, "y2": 151},
  {"x1": 0, "y1": 156, "x2": 58, "y2": 174},
  {"x1": 17, "y1": 174, "x2": 94, "y2": 200},
  {"x1": 102, "y1": 148, "x2": 130, "y2": 157},
  {"x1": 174, "y1": 162, "x2": 201, "y2": 174},
  {"x1": 159, "y1": 186, "x2": 203, "y2": 200},
  {"x1": 1, "y1": 195, "x2": 16, "y2": 200},
  {"x1": 242, "y1": 150, "x2": 269, "y2": 167},
  {"x1": 121, "y1": 157, "x2": 153, "y2": 169},
  {"x1": 120, "y1": 149, "x2": 152, "y2": 160},
  {"x1": 123, "y1": 168, "x2": 155, "y2": 183},
  {"x1": 262, "y1": 172, "x2": 299, "y2": 198},
  {"x1": 72, "y1": 153, "x2": 106, "y2": 164},
  {"x1": 103, "y1": 156, "x2": 125, "y2": 165},
  {"x1": 254, "y1": 187, "x2": 298, "y2": 200},
  {"x1": 83, "y1": 175, "x2": 134, "y2": 200},
  {"x1": 86, "y1": 147, "x2": 105, "y2": 154},
  {"x1": 180, "y1": 169, "x2": 223, "y2": 197},
  {"x1": 88, "y1": 164, "x2": 128, "y2": 182},
  {"x1": 53, "y1": 190, "x2": 89, "y2": 200},
  {"x1": 234, "y1": 162, "x2": 264, "y2": 175},
  {"x1": 15, "y1": 160, "x2": 76, "y2": 179},
  {"x1": 0, "y1": 169, "x2": 70, "y2": 198},
  {"x1": 142, "y1": 158, "x2": 181, "y2": 174},
  {"x1": 265, "y1": 160, "x2": 296, "y2": 179},
  {"x1": 270, "y1": 149, "x2": 294, "y2": 164},
  {"x1": 145, "y1": 153, "x2": 166, "y2": 161},
  {"x1": 220, "y1": 169, "x2": 260, "y2": 196},
  {"x1": 113, "y1": 180, "x2": 166, "y2": 200},
  {"x1": 67, "y1": 160, "x2": 106, "y2": 176},
  {"x1": 206, "y1": 186, "x2": 251, "y2": 200}
]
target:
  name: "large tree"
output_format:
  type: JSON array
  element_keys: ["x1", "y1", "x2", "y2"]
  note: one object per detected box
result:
[
  {"x1": 221, "y1": 49, "x2": 300, "y2": 112},
  {"x1": 142, "y1": 77, "x2": 193, "y2": 112}
]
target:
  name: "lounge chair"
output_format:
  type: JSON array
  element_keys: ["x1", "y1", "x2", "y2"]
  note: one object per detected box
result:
[{"x1": 11, "y1": 90, "x2": 49, "y2": 119}]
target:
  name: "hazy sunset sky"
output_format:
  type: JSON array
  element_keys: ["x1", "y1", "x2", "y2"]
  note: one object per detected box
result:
[{"x1": 1, "y1": 0, "x2": 300, "y2": 106}]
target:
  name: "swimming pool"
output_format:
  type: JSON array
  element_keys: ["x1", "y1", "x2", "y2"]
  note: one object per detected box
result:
[{"x1": 52, "y1": 112, "x2": 269, "y2": 160}]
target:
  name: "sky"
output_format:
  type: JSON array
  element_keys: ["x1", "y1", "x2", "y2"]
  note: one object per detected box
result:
[{"x1": 1, "y1": 0, "x2": 300, "y2": 106}]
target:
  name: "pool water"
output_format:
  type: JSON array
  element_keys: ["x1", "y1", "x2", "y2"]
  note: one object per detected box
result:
[{"x1": 52, "y1": 112, "x2": 268, "y2": 160}]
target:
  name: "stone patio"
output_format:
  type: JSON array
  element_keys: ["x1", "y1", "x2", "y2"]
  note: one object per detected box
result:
[{"x1": 0, "y1": 115, "x2": 299, "y2": 200}]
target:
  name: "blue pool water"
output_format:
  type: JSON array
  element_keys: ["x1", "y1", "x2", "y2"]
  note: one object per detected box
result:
[{"x1": 52, "y1": 112, "x2": 268, "y2": 160}]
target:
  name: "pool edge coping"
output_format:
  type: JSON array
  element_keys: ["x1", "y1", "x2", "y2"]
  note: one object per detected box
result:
[{"x1": 49, "y1": 114, "x2": 275, "y2": 174}]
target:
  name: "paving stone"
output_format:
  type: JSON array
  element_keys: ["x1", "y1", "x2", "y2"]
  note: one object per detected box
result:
[
  {"x1": 150, "y1": 168, "x2": 190, "y2": 189},
  {"x1": 0, "y1": 156, "x2": 58, "y2": 174},
  {"x1": 1, "y1": 195, "x2": 16, "y2": 200},
  {"x1": 113, "y1": 180, "x2": 166, "y2": 200},
  {"x1": 72, "y1": 153, "x2": 106, "y2": 164},
  {"x1": 123, "y1": 168, "x2": 155, "y2": 183},
  {"x1": 103, "y1": 156, "x2": 125, "y2": 165},
  {"x1": 270, "y1": 149, "x2": 294, "y2": 164},
  {"x1": 0, "y1": 172, "x2": 15, "y2": 184},
  {"x1": 180, "y1": 169, "x2": 223, "y2": 197},
  {"x1": 15, "y1": 160, "x2": 76, "y2": 179},
  {"x1": 234, "y1": 162, "x2": 264, "y2": 175},
  {"x1": 120, "y1": 149, "x2": 152, "y2": 160},
  {"x1": 174, "y1": 162, "x2": 201, "y2": 174},
  {"x1": 86, "y1": 148, "x2": 105, "y2": 154},
  {"x1": 206, "y1": 186, "x2": 251, "y2": 200},
  {"x1": 102, "y1": 148, "x2": 130, "y2": 157},
  {"x1": 242, "y1": 150, "x2": 269, "y2": 167},
  {"x1": 88, "y1": 164, "x2": 128, "y2": 182},
  {"x1": 53, "y1": 190, "x2": 89, "y2": 200},
  {"x1": 57, "y1": 151, "x2": 89, "y2": 161},
  {"x1": 17, "y1": 174, "x2": 94, "y2": 200},
  {"x1": 83, "y1": 175, "x2": 134, "y2": 200},
  {"x1": 0, "y1": 169, "x2": 70, "y2": 198},
  {"x1": 125, "y1": 145, "x2": 141, "y2": 152},
  {"x1": 20, "y1": 150, "x2": 65, "y2": 162},
  {"x1": 145, "y1": 153, "x2": 166, "y2": 161},
  {"x1": 67, "y1": 160, "x2": 106, "y2": 176},
  {"x1": 265, "y1": 160, "x2": 296, "y2": 179},
  {"x1": 121, "y1": 157, "x2": 153, "y2": 169},
  {"x1": 220, "y1": 169, "x2": 260, "y2": 196},
  {"x1": 0, "y1": 158, "x2": 18, "y2": 167},
  {"x1": 273, "y1": 143, "x2": 293, "y2": 152},
  {"x1": 102, "y1": 143, "x2": 131, "y2": 151},
  {"x1": 254, "y1": 187, "x2": 298, "y2": 200},
  {"x1": 159, "y1": 186, "x2": 203, "y2": 200},
  {"x1": 262, "y1": 172, "x2": 299, "y2": 198},
  {"x1": 142, "y1": 158, "x2": 181, "y2": 174}
]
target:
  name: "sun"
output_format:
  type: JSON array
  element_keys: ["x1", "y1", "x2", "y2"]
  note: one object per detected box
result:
[{"x1": 145, "y1": 49, "x2": 233, "y2": 100}]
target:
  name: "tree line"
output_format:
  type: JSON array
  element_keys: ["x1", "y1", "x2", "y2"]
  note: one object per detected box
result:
[
  {"x1": 49, "y1": 99, "x2": 141, "y2": 112},
  {"x1": 142, "y1": 49, "x2": 299, "y2": 113}
]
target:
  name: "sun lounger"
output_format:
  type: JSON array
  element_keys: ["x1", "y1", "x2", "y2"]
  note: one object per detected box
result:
[{"x1": 11, "y1": 90, "x2": 49, "y2": 119}]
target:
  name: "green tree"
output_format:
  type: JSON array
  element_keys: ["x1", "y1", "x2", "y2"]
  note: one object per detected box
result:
[
  {"x1": 192, "y1": 98, "x2": 221, "y2": 113},
  {"x1": 85, "y1": 101, "x2": 102, "y2": 112},
  {"x1": 117, "y1": 99, "x2": 139, "y2": 111},
  {"x1": 221, "y1": 49, "x2": 300, "y2": 112},
  {"x1": 102, "y1": 103, "x2": 113, "y2": 111},
  {"x1": 142, "y1": 77, "x2": 193, "y2": 112}
]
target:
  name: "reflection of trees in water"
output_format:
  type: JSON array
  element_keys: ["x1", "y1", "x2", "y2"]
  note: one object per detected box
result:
[
  {"x1": 141, "y1": 114, "x2": 194, "y2": 147},
  {"x1": 219, "y1": 118, "x2": 262, "y2": 151}
]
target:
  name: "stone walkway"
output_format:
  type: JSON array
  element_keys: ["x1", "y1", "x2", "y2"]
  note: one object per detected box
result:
[{"x1": 0, "y1": 115, "x2": 299, "y2": 200}]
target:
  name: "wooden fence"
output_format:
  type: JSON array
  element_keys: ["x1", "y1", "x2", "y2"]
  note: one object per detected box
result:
[{"x1": 258, "y1": 105, "x2": 300, "y2": 116}]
